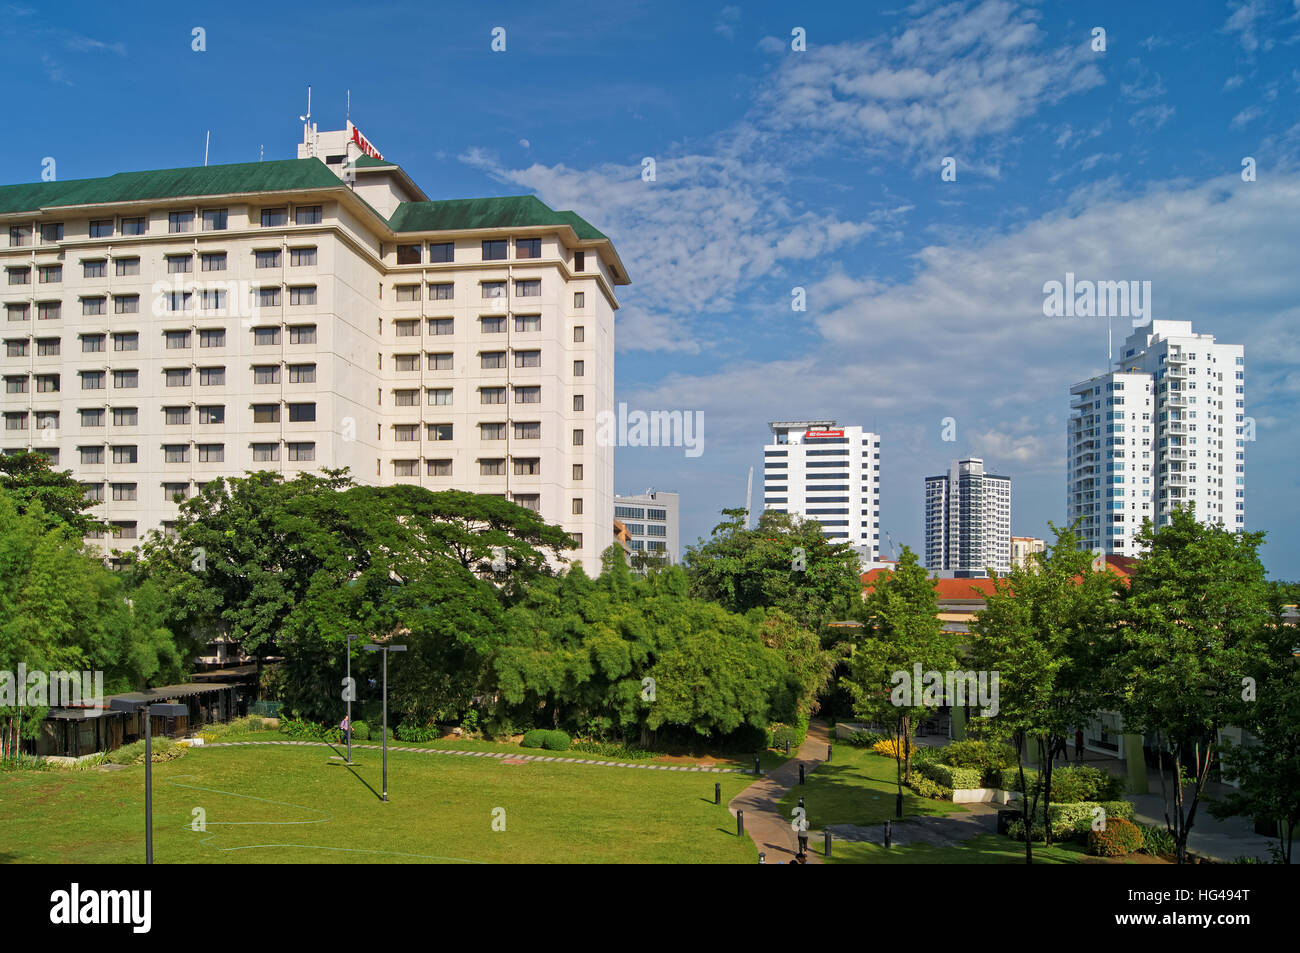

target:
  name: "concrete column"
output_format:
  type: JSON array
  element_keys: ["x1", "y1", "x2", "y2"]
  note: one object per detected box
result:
[
  {"x1": 950, "y1": 705, "x2": 967, "y2": 741},
  {"x1": 1124, "y1": 734, "x2": 1148, "y2": 795}
]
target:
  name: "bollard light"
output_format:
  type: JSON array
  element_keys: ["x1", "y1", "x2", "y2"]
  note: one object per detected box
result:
[
  {"x1": 785, "y1": 740, "x2": 791, "y2": 757},
  {"x1": 884, "y1": 818, "x2": 892, "y2": 849},
  {"x1": 753, "y1": 754, "x2": 761, "y2": 775},
  {"x1": 759, "y1": 851, "x2": 766, "y2": 864},
  {"x1": 799, "y1": 763, "x2": 805, "y2": 785},
  {"x1": 714, "y1": 782, "x2": 721, "y2": 805},
  {"x1": 737, "y1": 809, "x2": 744, "y2": 837},
  {"x1": 827, "y1": 743, "x2": 832, "y2": 762},
  {"x1": 824, "y1": 829, "x2": 832, "y2": 857},
  {"x1": 896, "y1": 790, "x2": 904, "y2": 818}
]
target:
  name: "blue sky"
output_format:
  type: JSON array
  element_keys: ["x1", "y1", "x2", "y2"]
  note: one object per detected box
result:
[{"x1": 4, "y1": 0, "x2": 1298, "y2": 576}]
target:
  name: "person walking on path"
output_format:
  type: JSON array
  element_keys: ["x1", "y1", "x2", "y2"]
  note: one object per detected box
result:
[{"x1": 1074, "y1": 728, "x2": 1085, "y2": 765}]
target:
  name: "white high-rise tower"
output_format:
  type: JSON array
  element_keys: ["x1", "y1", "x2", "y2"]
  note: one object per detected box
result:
[{"x1": 924, "y1": 458, "x2": 1011, "y2": 577}]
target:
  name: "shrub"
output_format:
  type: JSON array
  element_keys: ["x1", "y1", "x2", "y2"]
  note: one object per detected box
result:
[
  {"x1": 278, "y1": 716, "x2": 340, "y2": 742},
  {"x1": 351, "y1": 720, "x2": 370, "y2": 741},
  {"x1": 846, "y1": 730, "x2": 887, "y2": 748},
  {"x1": 1138, "y1": 823, "x2": 1176, "y2": 858},
  {"x1": 541, "y1": 730, "x2": 571, "y2": 751},
  {"x1": 1050, "y1": 765, "x2": 1125, "y2": 803},
  {"x1": 918, "y1": 761, "x2": 983, "y2": 790},
  {"x1": 395, "y1": 723, "x2": 439, "y2": 743},
  {"x1": 571, "y1": 739, "x2": 655, "y2": 761},
  {"x1": 907, "y1": 774, "x2": 953, "y2": 800},
  {"x1": 998, "y1": 766, "x2": 1038, "y2": 792},
  {"x1": 521, "y1": 729, "x2": 548, "y2": 749},
  {"x1": 1007, "y1": 800, "x2": 1136, "y2": 841},
  {"x1": 1006, "y1": 817, "x2": 1046, "y2": 842},
  {"x1": 871, "y1": 737, "x2": 911, "y2": 760},
  {"x1": 941, "y1": 739, "x2": 1018, "y2": 773},
  {"x1": 909, "y1": 744, "x2": 942, "y2": 766},
  {"x1": 770, "y1": 723, "x2": 800, "y2": 751},
  {"x1": 108, "y1": 738, "x2": 188, "y2": 765},
  {"x1": 1086, "y1": 816, "x2": 1143, "y2": 856},
  {"x1": 460, "y1": 709, "x2": 480, "y2": 735}
]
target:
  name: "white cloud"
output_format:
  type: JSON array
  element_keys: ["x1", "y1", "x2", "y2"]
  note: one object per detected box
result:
[
  {"x1": 1224, "y1": 0, "x2": 1270, "y2": 53},
  {"x1": 1130, "y1": 104, "x2": 1175, "y2": 130},
  {"x1": 714, "y1": 6, "x2": 741, "y2": 40}
]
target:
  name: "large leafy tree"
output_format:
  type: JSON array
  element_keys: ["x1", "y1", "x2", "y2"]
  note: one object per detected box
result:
[
  {"x1": 969, "y1": 525, "x2": 1117, "y2": 860},
  {"x1": 1114, "y1": 506, "x2": 1272, "y2": 864},
  {"x1": 0, "y1": 450, "x2": 104, "y2": 535}
]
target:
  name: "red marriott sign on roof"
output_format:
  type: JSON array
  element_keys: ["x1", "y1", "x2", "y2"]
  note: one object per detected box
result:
[
  {"x1": 348, "y1": 122, "x2": 384, "y2": 161},
  {"x1": 804, "y1": 429, "x2": 844, "y2": 439}
]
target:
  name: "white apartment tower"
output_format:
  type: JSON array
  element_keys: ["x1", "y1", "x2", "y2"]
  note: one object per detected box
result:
[
  {"x1": 923, "y1": 458, "x2": 1011, "y2": 577},
  {"x1": 613, "y1": 489, "x2": 680, "y2": 563},
  {"x1": 762, "y1": 420, "x2": 880, "y2": 560},
  {"x1": 1068, "y1": 320, "x2": 1245, "y2": 555},
  {"x1": 0, "y1": 122, "x2": 628, "y2": 571}
]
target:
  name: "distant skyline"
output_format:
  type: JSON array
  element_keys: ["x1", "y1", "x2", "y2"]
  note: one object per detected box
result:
[{"x1": 2, "y1": 0, "x2": 1297, "y2": 575}]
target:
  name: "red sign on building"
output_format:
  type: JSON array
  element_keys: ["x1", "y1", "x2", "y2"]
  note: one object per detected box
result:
[
  {"x1": 350, "y1": 125, "x2": 384, "y2": 161},
  {"x1": 804, "y1": 430, "x2": 844, "y2": 439}
]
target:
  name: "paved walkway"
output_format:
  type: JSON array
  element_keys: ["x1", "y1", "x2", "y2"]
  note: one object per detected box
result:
[
  {"x1": 828, "y1": 802, "x2": 1001, "y2": 849},
  {"x1": 198, "y1": 740, "x2": 749, "y2": 773},
  {"x1": 728, "y1": 722, "x2": 832, "y2": 865}
]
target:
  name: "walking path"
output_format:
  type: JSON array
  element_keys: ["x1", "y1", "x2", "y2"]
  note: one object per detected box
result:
[
  {"x1": 728, "y1": 722, "x2": 832, "y2": 864},
  {"x1": 828, "y1": 802, "x2": 1001, "y2": 849},
  {"x1": 197, "y1": 740, "x2": 750, "y2": 773}
]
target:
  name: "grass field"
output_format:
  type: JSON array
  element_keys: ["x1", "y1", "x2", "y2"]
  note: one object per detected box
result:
[
  {"x1": 825, "y1": 834, "x2": 1092, "y2": 864},
  {"x1": 0, "y1": 742, "x2": 761, "y2": 864}
]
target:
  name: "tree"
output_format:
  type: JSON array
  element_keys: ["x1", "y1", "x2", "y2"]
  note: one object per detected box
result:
[
  {"x1": 0, "y1": 450, "x2": 104, "y2": 535},
  {"x1": 969, "y1": 524, "x2": 1116, "y2": 861},
  {"x1": 844, "y1": 547, "x2": 958, "y2": 806},
  {"x1": 684, "y1": 507, "x2": 862, "y2": 633},
  {"x1": 1115, "y1": 506, "x2": 1272, "y2": 864}
]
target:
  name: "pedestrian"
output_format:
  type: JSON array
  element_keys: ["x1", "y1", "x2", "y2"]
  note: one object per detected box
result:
[{"x1": 1074, "y1": 727, "x2": 1085, "y2": 764}]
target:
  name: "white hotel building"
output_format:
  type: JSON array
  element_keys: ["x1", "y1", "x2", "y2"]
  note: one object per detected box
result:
[
  {"x1": 613, "y1": 489, "x2": 680, "y2": 563},
  {"x1": 762, "y1": 420, "x2": 880, "y2": 561},
  {"x1": 923, "y1": 458, "x2": 1011, "y2": 577},
  {"x1": 1068, "y1": 320, "x2": 1245, "y2": 555},
  {"x1": 0, "y1": 123, "x2": 628, "y2": 571}
]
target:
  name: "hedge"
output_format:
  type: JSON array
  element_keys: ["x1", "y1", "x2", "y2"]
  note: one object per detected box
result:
[
  {"x1": 521, "y1": 729, "x2": 571, "y2": 751},
  {"x1": 1008, "y1": 800, "x2": 1136, "y2": 841},
  {"x1": 918, "y1": 761, "x2": 983, "y2": 791}
]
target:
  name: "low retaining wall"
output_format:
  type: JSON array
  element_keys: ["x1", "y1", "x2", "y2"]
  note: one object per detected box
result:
[{"x1": 952, "y1": 787, "x2": 1020, "y2": 805}]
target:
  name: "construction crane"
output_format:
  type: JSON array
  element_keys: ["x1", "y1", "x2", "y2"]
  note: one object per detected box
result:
[{"x1": 744, "y1": 466, "x2": 753, "y2": 529}]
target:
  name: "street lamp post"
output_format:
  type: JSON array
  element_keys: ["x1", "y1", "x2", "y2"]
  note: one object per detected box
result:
[
  {"x1": 109, "y1": 698, "x2": 189, "y2": 864},
  {"x1": 363, "y1": 643, "x2": 406, "y2": 801},
  {"x1": 345, "y1": 634, "x2": 359, "y2": 765}
]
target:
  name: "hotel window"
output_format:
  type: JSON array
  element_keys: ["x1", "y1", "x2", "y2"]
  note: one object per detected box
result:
[
  {"x1": 427, "y1": 352, "x2": 452, "y2": 372},
  {"x1": 480, "y1": 423, "x2": 506, "y2": 441},
  {"x1": 572, "y1": 464, "x2": 583, "y2": 481},
  {"x1": 7, "y1": 266, "x2": 30, "y2": 285},
  {"x1": 574, "y1": 292, "x2": 585, "y2": 309},
  {"x1": 254, "y1": 327, "x2": 281, "y2": 346},
  {"x1": 427, "y1": 458, "x2": 452, "y2": 476},
  {"x1": 515, "y1": 238, "x2": 541, "y2": 259},
  {"x1": 480, "y1": 316, "x2": 505, "y2": 333},
  {"x1": 481, "y1": 387, "x2": 506, "y2": 405},
  {"x1": 427, "y1": 318, "x2": 453, "y2": 336},
  {"x1": 165, "y1": 291, "x2": 192, "y2": 312},
  {"x1": 572, "y1": 498, "x2": 584, "y2": 515},
  {"x1": 80, "y1": 408, "x2": 104, "y2": 427},
  {"x1": 289, "y1": 286, "x2": 316, "y2": 306},
  {"x1": 114, "y1": 294, "x2": 139, "y2": 314},
  {"x1": 202, "y1": 290, "x2": 226, "y2": 314},
  {"x1": 6, "y1": 303, "x2": 29, "y2": 321},
  {"x1": 112, "y1": 370, "x2": 137, "y2": 389},
  {"x1": 261, "y1": 207, "x2": 287, "y2": 227},
  {"x1": 514, "y1": 421, "x2": 540, "y2": 440},
  {"x1": 8, "y1": 225, "x2": 30, "y2": 246},
  {"x1": 197, "y1": 444, "x2": 224, "y2": 462},
  {"x1": 482, "y1": 239, "x2": 507, "y2": 261},
  {"x1": 121, "y1": 217, "x2": 146, "y2": 236},
  {"x1": 165, "y1": 330, "x2": 191, "y2": 349},
  {"x1": 427, "y1": 388, "x2": 452, "y2": 406},
  {"x1": 515, "y1": 314, "x2": 540, "y2": 332},
  {"x1": 393, "y1": 459, "x2": 418, "y2": 477},
  {"x1": 164, "y1": 407, "x2": 190, "y2": 425},
  {"x1": 394, "y1": 354, "x2": 420, "y2": 372},
  {"x1": 4, "y1": 375, "x2": 27, "y2": 393},
  {"x1": 115, "y1": 257, "x2": 141, "y2": 277},
  {"x1": 169, "y1": 211, "x2": 194, "y2": 234},
  {"x1": 4, "y1": 339, "x2": 25, "y2": 357},
  {"x1": 481, "y1": 281, "x2": 506, "y2": 300},
  {"x1": 40, "y1": 223, "x2": 63, "y2": 242},
  {"x1": 287, "y1": 363, "x2": 315, "y2": 383},
  {"x1": 393, "y1": 424, "x2": 418, "y2": 442},
  {"x1": 201, "y1": 209, "x2": 228, "y2": 231},
  {"x1": 394, "y1": 389, "x2": 419, "y2": 407},
  {"x1": 397, "y1": 244, "x2": 422, "y2": 265},
  {"x1": 287, "y1": 403, "x2": 315, "y2": 422},
  {"x1": 515, "y1": 386, "x2": 541, "y2": 404},
  {"x1": 480, "y1": 459, "x2": 505, "y2": 476},
  {"x1": 395, "y1": 320, "x2": 419, "y2": 338},
  {"x1": 573, "y1": 360, "x2": 585, "y2": 377},
  {"x1": 166, "y1": 255, "x2": 193, "y2": 274},
  {"x1": 514, "y1": 350, "x2": 541, "y2": 368},
  {"x1": 255, "y1": 250, "x2": 281, "y2": 269},
  {"x1": 89, "y1": 220, "x2": 114, "y2": 238},
  {"x1": 34, "y1": 411, "x2": 57, "y2": 431},
  {"x1": 429, "y1": 242, "x2": 454, "y2": 263},
  {"x1": 4, "y1": 410, "x2": 28, "y2": 430},
  {"x1": 165, "y1": 368, "x2": 191, "y2": 387},
  {"x1": 252, "y1": 443, "x2": 279, "y2": 462},
  {"x1": 396, "y1": 284, "x2": 420, "y2": 302},
  {"x1": 481, "y1": 351, "x2": 506, "y2": 370},
  {"x1": 38, "y1": 264, "x2": 61, "y2": 283},
  {"x1": 514, "y1": 458, "x2": 540, "y2": 476},
  {"x1": 36, "y1": 338, "x2": 59, "y2": 356},
  {"x1": 515, "y1": 279, "x2": 541, "y2": 297},
  {"x1": 81, "y1": 371, "x2": 105, "y2": 390},
  {"x1": 164, "y1": 444, "x2": 189, "y2": 463},
  {"x1": 512, "y1": 494, "x2": 540, "y2": 513},
  {"x1": 253, "y1": 365, "x2": 280, "y2": 384},
  {"x1": 163, "y1": 483, "x2": 189, "y2": 501},
  {"x1": 79, "y1": 446, "x2": 103, "y2": 465},
  {"x1": 34, "y1": 374, "x2": 59, "y2": 393},
  {"x1": 201, "y1": 252, "x2": 227, "y2": 272},
  {"x1": 294, "y1": 206, "x2": 322, "y2": 225},
  {"x1": 110, "y1": 522, "x2": 137, "y2": 540},
  {"x1": 290, "y1": 247, "x2": 316, "y2": 266},
  {"x1": 429, "y1": 282, "x2": 454, "y2": 300},
  {"x1": 253, "y1": 404, "x2": 280, "y2": 424},
  {"x1": 111, "y1": 483, "x2": 137, "y2": 502},
  {"x1": 199, "y1": 329, "x2": 225, "y2": 348},
  {"x1": 574, "y1": 251, "x2": 585, "y2": 271},
  {"x1": 112, "y1": 332, "x2": 138, "y2": 351},
  {"x1": 255, "y1": 287, "x2": 281, "y2": 307},
  {"x1": 198, "y1": 406, "x2": 224, "y2": 424},
  {"x1": 112, "y1": 445, "x2": 138, "y2": 464},
  {"x1": 287, "y1": 442, "x2": 315, "y2": 462},
  {"x1": 83, "y1": 259, "x2": 107, "y2": 279},
  {"x1": 427, "y1": 423, "x2": 452, "y2": 441},
  {"x1": 572, "y1": 428, "x2": 584, "y2": 446}
]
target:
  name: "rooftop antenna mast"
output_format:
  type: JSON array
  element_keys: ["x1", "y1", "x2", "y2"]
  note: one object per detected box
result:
[
  {"x1": 204, "y1": 130, "x2": 210, "y2": 167},
  {"x1": 299, "y1": 85, "x2": 317, "y2": 158},
  {"x1": 346, "y1": 88, "x2": 350, "y2": 123}
]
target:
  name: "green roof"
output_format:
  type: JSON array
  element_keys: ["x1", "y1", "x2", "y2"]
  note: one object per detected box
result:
[
  {"x1": 387, "y1": 194, "x2": 608, "y2": 241},
  {"x1": 0, "y1": 158, "x2": 343, "y2": 216}
]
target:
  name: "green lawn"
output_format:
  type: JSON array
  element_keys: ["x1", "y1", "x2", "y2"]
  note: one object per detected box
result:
[
  {"x1": 0, "y1": 743, "x2": 759, "y2": 864},
  {"x1": 825, "y1": 834, "x2": 1092, "y2": 865},
  {"x1": 776, "y1": 744, "x2": 967, "y2": 828}
]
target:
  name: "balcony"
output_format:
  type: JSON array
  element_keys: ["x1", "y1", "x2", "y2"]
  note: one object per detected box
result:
[{"x1": 1164, "y1": 394, "x2": 1188, "y2": 408}]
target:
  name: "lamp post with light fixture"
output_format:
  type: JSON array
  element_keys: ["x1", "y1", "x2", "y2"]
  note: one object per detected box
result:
[{"x1": 362, "y1": 643, "x2": 406, "y2": 801}]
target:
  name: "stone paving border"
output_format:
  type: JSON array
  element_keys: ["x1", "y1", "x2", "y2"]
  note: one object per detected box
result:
[{"x1": 198, "y1": 740, "x2": 748, "y2": 773}]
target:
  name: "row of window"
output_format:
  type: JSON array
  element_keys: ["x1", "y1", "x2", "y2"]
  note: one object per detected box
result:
[
  {"x1": 7, "y1": 208, "x2": 325, "y2": 249},
  {"x1": 3, "y1": 364, "x2": 317, "y2": 392},
  {"x1": 395, "y1": 279, "x2": 545, "y2": 301},
  {"x1": 394, "y1": 239, "x2": 585, "y2": 269},
  {"x1": 4, "y1": 326, "x2": 317, "y2": 355},
  {"x1": 4, "y1": 285, "x2": 317, "y2": 318},
  {"x1": 386, "y1": 351, "x2": 586, "y2": 375},
  {"x1": 5, "y1": 248, "x2": 318, "y2": 286},
  {"x1": 76, "y1": 439, "x2": 318, "y2": 466},
  {"x1": 6, "y1": 403, "x2": 314, "y2": 430}
]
